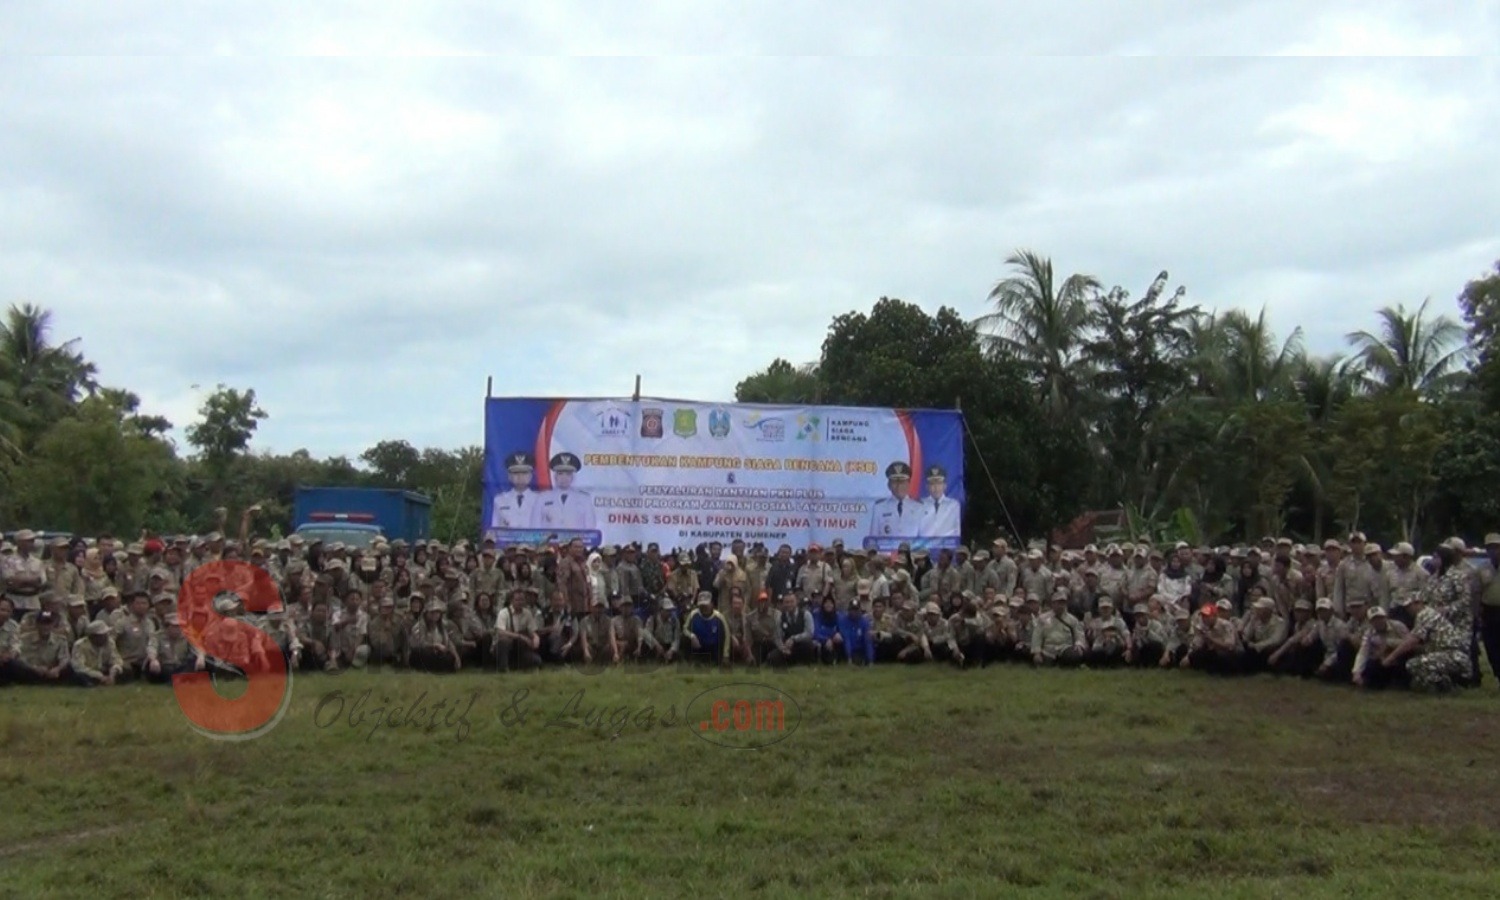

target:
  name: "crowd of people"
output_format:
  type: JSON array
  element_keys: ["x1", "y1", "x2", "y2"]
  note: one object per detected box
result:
[{"x1": 2, "y1": 510, "x2": 1498, "y2": 694}]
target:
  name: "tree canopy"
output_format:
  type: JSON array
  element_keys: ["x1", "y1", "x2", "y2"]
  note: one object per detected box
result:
[{"x1": 4, "y1": 252, "x2": 1497, "y2": 547}]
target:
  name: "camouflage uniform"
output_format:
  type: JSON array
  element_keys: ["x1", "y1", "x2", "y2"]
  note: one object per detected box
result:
[{"x1": 1407, "y1": 605, "x2": 1471, "y2": 692}]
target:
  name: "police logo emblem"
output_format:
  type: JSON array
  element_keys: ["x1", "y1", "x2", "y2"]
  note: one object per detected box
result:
[{"x1": 641, "y1": 408, "x2": 664, "y2": 438}]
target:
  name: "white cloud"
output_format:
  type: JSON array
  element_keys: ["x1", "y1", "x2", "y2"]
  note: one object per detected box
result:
[{"x1": 1, "y1": 2, "x2": 1497, "y2": 458}]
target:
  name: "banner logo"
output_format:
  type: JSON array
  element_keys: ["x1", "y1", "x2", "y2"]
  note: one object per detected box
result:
[
  {"x1": 742, "y1": 413, "x2": 785, "y2": 442},
  {"x1": 795, "y1": 414, "x2": 822, "y2": 442},
  {"x1": 708, "y1": 408, "x2": 732, "y2": 439},
  {"x1": 673, "y1": 409, "x2": 698, "y2": 438},
  {"x1": 640, "y1": 408, "x2": 664, "y2": 439},
  {"x1": 595, "y1": 406, "x2": 632, "y2": 437}
]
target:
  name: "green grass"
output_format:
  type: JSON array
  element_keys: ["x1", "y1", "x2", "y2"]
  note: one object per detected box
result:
[{"x1": 3, "y1": 664, "x2": 1499, "y2": 898}]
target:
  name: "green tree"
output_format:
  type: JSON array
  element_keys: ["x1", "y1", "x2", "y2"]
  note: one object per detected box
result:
[
  {"x1": 1457, "y1": 260, "x2": 1500, "y2": 411},
  {"x1": 0, "y1": 302, "x2": 99, "y2": 450},
  {"x1": 185, "y1": 384, "x2": 267, "y2": 495},
  {"x1": 734, "y1": 358, "x2": 821, "y2": 404},
  {"x1": 1081, "y1": 271, "x2": 1197, "y2": 514},
  {"x1": 1326, "y1": 392, "x2": 1446, "y2": 543},
  {"x1": 361, "y1": 439, "x2": 423, "y2": 484},
  {"x1": 10, "y1": 397, "x2": 160, "y2": 533},
  {"x1": 976, "y1": 250, "x2": 1101, "y2": 414},
  {"x1": 1345, "y1": 298, "x2": 1468, "y2": 397}
]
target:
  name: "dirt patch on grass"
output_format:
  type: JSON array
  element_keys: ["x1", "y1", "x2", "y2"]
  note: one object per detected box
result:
[{"x1": 0, "y1": 824, "x2": 134, "y2": 860}]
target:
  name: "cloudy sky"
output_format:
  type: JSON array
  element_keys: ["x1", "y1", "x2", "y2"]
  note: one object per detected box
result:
[{"x1": 2, "y1": 1, "x2": 1497, "y2": 459}]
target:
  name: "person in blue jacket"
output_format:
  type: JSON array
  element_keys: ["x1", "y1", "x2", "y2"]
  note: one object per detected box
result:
[
  {"x1": 683, "y1": 592, "x2": 730, "y2": 667},
  {"x1": 839, "y1": 598, "x2": 875, "y2": 666},
  {"x1": 812, "y1": 596, "x2": 844, "y2": 664}
]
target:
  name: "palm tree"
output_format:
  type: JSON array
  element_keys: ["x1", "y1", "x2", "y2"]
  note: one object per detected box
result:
[
  {"x1": 1291, "y1": 353, "x2": 1358, "y2": 541},
  {"x1": 1216, "y1": 307, "x2": 1304, "y2": 403},
  {"x1": 0, "y1": 303, "x2": 99, "y2": 447},
  {"x1": 976, "y1": 250, "x2": 1101, "y2": 414},
  {"x1": 1345, "y1": 298, "x2": 1468, "y2": 397}
]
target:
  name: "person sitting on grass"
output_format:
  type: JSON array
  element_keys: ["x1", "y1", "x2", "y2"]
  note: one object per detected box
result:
[
  {"x1": 645, "y1": 597, "x2": 681, "y2": 663},
  {"x1": 1187, "y1": 599, "x2": 1243, "y2": 674},
  {"x1": 812, "y1": 596, "x2": 843, "y2": 664},
  {"x1": 684, "y1": 592, "x2": 731, "y2": 667},
  {"x1": 1267, "y1": 599, "x2": 1318, "y2": 677},
  {"x1": 922, "y1": 601, "x2": 964, "y2": 666},
  {"x1": 147, "y1": 612, "x2": 206, "y2": 682},
  {"x1": 1352, "y1": 606, "x2": 1410, "y2": 690},
  {"x1": 839, "y1": 598, "x2": 875, "y2": 666},
  {"x1": 71, "y1": 620, "x2": 124, "y2": 686},
  {"x1": 612, "y1": 596, "x2": 648, "y2": 662},
  {"x1": 1087, "y1": 598, "x2": 1130, "y2": 667},
  {"x1": 1239, "y1": 596, "x2": 1288, "y2": 673},
  {"x1": 579, "y1": 595, "x2": 618, "y2": 666},
  {"x1": 1032, "y1": 591, "x2": 1085, "y2": 668},
  {"x1": 11, "y1": 610, "x2": 71, "y2": 684},
  {"x1": 494, "y1": 588, "x2": 542, "y2": 672},
  {"x1": 409, "y1": 598, "x2": 462, "y2": 673},
  {"x1": 949, "y1": 596, "x2": 989, "y2": 668},
  {"x1": 1125, "y1": 602, "x2": 1166, "y2": 668},
  {"x1": 298, "y1": 599, "x2": 339, "y2": 672}
]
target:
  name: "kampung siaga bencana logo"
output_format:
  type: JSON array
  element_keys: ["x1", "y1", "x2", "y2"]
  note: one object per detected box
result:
[{"x1": 795, "y1": 414, "x2": 821, "y2": 441}]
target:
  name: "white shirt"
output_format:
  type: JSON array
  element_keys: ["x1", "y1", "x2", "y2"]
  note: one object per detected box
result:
[
  {"x1": 491, "y1": 489, "x2": 537, "y2": 529},
  {"x1": 868, "y1": 495, "x2": 925, "y2": 539},
  {"x1": 534, "y1": 489, "x2": 597, "y2": 532},
  {"x1": 917, "y1": 495, "x2": 962, "y2": 538}
]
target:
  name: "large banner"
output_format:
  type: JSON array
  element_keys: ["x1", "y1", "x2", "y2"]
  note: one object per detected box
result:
[{"x1": 482, "y1": 398, "x2": 965, "y2": 553}]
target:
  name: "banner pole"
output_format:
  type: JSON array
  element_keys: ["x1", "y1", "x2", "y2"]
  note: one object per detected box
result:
[
  {"x1": 633, "y1": 374, "x2": 641, "y2": 402},
  {"x1": 486, "y1": 377, "x2": 493, "y2": 399}
]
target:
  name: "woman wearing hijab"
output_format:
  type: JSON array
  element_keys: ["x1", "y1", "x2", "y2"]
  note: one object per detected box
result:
[
  {"x1": 812, "y1": 596, "x2": 844, "y2": 664},
  {"x1": 585, "y1": 552, "x2": 609, "y2": 611}
]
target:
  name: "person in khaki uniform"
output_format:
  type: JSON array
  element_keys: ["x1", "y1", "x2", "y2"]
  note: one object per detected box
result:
[
  {"x1": 1352, "y1": 606, "x2": 1411, "y2": 689},
  {"x1": 744, "y1": 591, "x2": 780, "y2": 664},
  {"x1": 494, "y1": 589, "x2": 542, "y2": 671},
  {"x1": 1031, "y1": 590, "x2": 1085, "y2": 667},
  {"x1": 1385, "y1": 542, "x2": 1429, "y2": 611},
  {"x1": 1018, "y1": 550, "x2": 1054, "y2": 604},
  {"x1": 13, "y1": 610, "x2": 72, "y2": 683},
  {"x1": 920, "y1": 602, "x2": 963, "y2": 665},
  {"x1": 644, "y1": 598, "x2": 681, "y2": 663},
  {"x1": 1478, "y1": 534, "x2": 1500, "y2": 686},
  {"x1": 409, "y1": 598, "x2": 462, "y2": 672},
  {"x1": 1268, "y1": 599, "x2": 1319, "y2": 677},
  {"x1": 579, "y1": 596, "x2": 618, "y2": 665},
  {"x1": 1240, "y1": 597, "x2": 1288, "y2": 672},
  {"x1": 72, "y1": 620, "x2": 124, "y2": 686},
  {"x1": 1125, "y1": 602, "x2": 1169, "y2": 668},
  {"x1": 665, "y1": 553, "x2": 699, "y2": 604},
  {"x1": 43, "y1": 537, "x2": 83, "y2": 606},
  {"x1": 2, "y1": 530, "x2": 47, "y2": 614},
  {"x1": 1333, "y1": 533, "x2": 1380, "y2": 615},
  {"x1": 1186, "y1": 599, "x2": 1243, "y2": 673},
  {"x1": 1315, "y1": 540, "x2": 1342, "y2": 602},
  {"x1": 113, "y1": 590, "x2": 157, "y2": 678},
  {"x1": 1086, "y1": 597, "x2": 1130, "y2": 667},
  {"x1": 612, "y1": 596, "x2": 649, "y2": 661},
  {"x1": 470, "y1": 548, "x2": 507, "y2": 602},
  {"x1": 147, "y1": 613, "x2": 206, "y2": 681},
  {"x1": 365, "y1": 596, "x2": 409, "y2": 668}
]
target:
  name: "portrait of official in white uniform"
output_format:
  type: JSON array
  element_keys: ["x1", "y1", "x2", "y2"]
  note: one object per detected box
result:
[
  {"x1": 867, "y1": 461, "x2": 925, "y2": 539},
  {"x1": 916, "y1": 464, "x2": 961, "y2": 538},
  {"x1": 534, "y1": 451, "x2": 597, "y2": 532},
  {"x1": 490, "y1": 451, "x2": 539, "y2": 529}
]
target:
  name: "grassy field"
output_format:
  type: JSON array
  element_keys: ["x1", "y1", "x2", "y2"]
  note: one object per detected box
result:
[{"x1": 3, "y1": 664, "x2": 1499, "y2": 898}]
